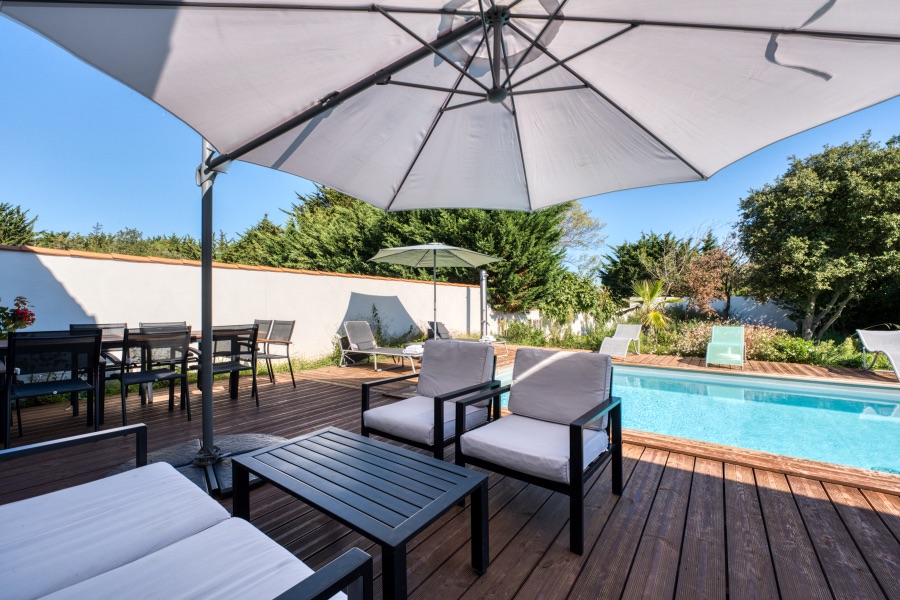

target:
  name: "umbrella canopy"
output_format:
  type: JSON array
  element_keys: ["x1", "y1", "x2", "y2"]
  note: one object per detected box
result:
[
  {"x1": 369, "y1": 243, "x2": 502, "y2": 328},
  {"x1": 3, "y1": 1, "x2": 899, "y2": 211}
]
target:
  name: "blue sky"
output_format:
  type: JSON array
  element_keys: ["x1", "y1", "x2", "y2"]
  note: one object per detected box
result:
[{"x1": 2, "y1": 16, "x2": 898, "y2": 251}]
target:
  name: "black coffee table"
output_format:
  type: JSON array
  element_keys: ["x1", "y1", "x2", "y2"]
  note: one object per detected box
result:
[{"x1": 232, "y1": 427, "x2": 488, "y2": 599}]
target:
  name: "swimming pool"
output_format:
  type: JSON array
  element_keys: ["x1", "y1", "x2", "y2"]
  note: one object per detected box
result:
[{"x1": 499, "y1": 366, "x2": 900, "y2": 474}]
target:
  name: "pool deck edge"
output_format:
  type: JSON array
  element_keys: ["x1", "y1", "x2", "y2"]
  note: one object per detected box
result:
[{"x1": 623, "y1": 428, "x2": 900, "y2": 496}]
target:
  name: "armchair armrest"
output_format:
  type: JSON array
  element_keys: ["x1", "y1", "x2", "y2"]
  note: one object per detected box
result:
[
  {"x1": 434, "y1": 379, "x2": 501, "y2": 403},
  {"x1": 274, "y1": 548, "x2": 373, "y2": 600},
  {"x1": 433, "y1": 380, "x2": 502, "y2": 449},
  {"x1": 361, "y1": 372, "x2": 420, "y2": 412},
  {"x1": 569, "y1": 395, "x2": 622, "y2": 430},
  {"x1": 454, "y1": 383, "x2": 509, "y2": 442},
  {"x1": 452, "y1": 383, "x2": 510, "y2": 408},
  {"x1": 569, "y1": 396, "x2": 623, "y2": 492},
  {"x1": 0, "y1": 424, "x2": 148, "y2": 467}
]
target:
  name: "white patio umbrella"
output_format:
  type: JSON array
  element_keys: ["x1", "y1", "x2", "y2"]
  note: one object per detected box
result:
[
  {"x1": 3, "y1": 0, "x2": 899, "y2": 465},
  {"x1": 369, "y1": 243, "x2": 503, "y2": 329}
]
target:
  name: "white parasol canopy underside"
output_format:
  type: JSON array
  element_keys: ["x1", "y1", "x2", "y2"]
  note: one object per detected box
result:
[{"x1": 3, "y1": 0, "x2": 899, "y2": 211}]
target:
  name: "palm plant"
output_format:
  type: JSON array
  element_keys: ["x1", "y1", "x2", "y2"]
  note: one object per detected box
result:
[{"x1": 631, "y1": 280, "x2": 680, "y2": 330}]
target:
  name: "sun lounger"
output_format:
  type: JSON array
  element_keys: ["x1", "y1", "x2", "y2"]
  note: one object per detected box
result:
[
  {"x1": 597, "y1": 324, "x2": 641, "y2": 359},
  {"x1": 856, "y1": 329, "x2": 900, "y2": 381},
  {"x1": 705, "y1": 325, "x2": 745, "y2": 369},
  {"x1": 341, "y1": 321, "x2": 423, "y2": 373},
  {"x1": 428, "y1": 321, "x2": 509, "y2": 356}
]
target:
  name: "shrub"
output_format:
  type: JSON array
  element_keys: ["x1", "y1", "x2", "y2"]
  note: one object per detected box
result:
[{"x1": 503, "y1": 321, "x2": 547, "y2": 347}]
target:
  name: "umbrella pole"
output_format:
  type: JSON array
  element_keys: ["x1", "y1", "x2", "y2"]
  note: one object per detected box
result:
[
  {"x1": 433, "y1": 251, "x2": 437, "y2": 331},
  {"x1": 194, "y1": 139, "x2": 220, "y2": 466}
]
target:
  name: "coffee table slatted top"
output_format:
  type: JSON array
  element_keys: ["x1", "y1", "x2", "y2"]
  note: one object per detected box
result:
[{"x1": 233, "y1": 427, "x2": 486, "y2": 546}]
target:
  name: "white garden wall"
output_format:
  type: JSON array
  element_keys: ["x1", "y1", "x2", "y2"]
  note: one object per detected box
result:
[{"x1": 0, "y1": 247, "x2": 498, "y2": 358}]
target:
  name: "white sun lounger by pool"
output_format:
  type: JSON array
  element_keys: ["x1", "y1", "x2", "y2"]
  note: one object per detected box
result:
[
  {"x1": 598, "y1": 324, "x2": 642, "y2": 358},
  {"x1": 856, "y1": 329, "x2": 900, "y2": 381}
]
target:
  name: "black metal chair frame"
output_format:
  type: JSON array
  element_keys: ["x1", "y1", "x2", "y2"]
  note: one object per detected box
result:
[
  {"x1": 453, "y1": 372, "x2": 623, "y2": 555},
  {"x1": 3, "y1": 329, "x2": 102, "y2": 449},
  {"x1": 194, "y1": 324, "x2": 260, "y2": 406},
  {"x1": 118, "y1": 327, "x2": 192, "y2": 426},
  {"x1": 361, "y1": 357, "x2": 500, "y2": 461},
  {"x1": 257, "y1": 319, "x2": 296, "y2": 388}
]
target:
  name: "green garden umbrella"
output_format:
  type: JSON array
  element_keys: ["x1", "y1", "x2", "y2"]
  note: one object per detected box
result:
[{"x1": 369, "y1": 243, "x2": 503, "y2": 329}]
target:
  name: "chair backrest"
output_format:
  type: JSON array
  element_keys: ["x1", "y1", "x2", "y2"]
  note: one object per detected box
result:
[
  {"x1": 70, "y1": 323, "x2": 127, "y2": 339},
  {"x1": 210, "y1": 324, "x2": 258, "y2": 360},
  {"x1": 614, "y1": 324, "x2": 641, "y2": 341},
  {"x1": 122, "y1": 327, "x2": 192, "y2": 370},
  {"x1": 8, "y1": 329, "x2": 102, "y2": 379},
  {"x1": 268, "y1": 320, "x2": 295, "y2": 342},
  {"x1": 428, "y1": 321, "x2": 453, "y2": 340},
  {"x1": 254, "y1": 319, "x2": 274, "y2": 339},
  {"x1": 710, "y1": 326, "x2": 744, "y2": 345},
  {"x1": 857, "y1": 329, "x2": 900, "y2": 351},
  {"x1": 507, "y1": 348, "x2": 612, "y2": 425},
  {"x1": 344, "y1": 321, "x2": 377, "y2": 350},
  {"x1": 417, "y1": 340, "x2": 494, "y2": 399}
]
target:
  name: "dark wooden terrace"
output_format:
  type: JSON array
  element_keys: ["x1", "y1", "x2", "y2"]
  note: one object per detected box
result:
[{"x1": 2, "y1": 348, "x2": 899, "y2": 600}]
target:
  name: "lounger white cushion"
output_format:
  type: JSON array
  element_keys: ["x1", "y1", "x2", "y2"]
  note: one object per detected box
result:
[
  {"x1": 417, "y1": 340, "x2": 493, "y2": 400},
  {"x1": 364, "y1": 395, "x2": 488, "y2": 445},
  {"x1": 42, "y1": 518, "x2": 345, "y2": 600},
  {"x1": 508, "y1": 349, "x2": 611, "y2": 426},
  {"x1": 0, "y1": 462, "x2": 229, "y2": 600},
  {"x1": 460, "y1": 415, "x2": 610, "y2": 484}
]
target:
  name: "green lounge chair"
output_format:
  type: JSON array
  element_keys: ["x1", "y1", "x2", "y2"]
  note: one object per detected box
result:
[{"x1": 705, "y1": 326, "x2": 745, "y2": 369}]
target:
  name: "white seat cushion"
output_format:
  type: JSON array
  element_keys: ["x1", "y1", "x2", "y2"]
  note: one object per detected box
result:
[
  {"x1": 0, "y1": 462, "x2": 229, "y2": 600},
  {"x1": 460, "y1": 415, "x2": 610, "y2": 484},
  {"x1": 365, "y1": 395, "x2": 488, "y2": 446},
  {"x1": 43, "y1": 518, "x2": 345, "y2": 600}
]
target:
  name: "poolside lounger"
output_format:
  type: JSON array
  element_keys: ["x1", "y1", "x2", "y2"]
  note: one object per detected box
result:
[
  {"x1": 705, "y1": 325, "x2": 745, "y2": 369},
  {"x1": 856, "y1": 329, "x2": 900, "y2": 381},
  {"x1": 598, "y1": 324, "x2": 642, "y2": 359},
  {"x1": 598, "y1": 337, "x2": 631, "y2": 359},
  {"x1": 428, "y1": 321, "x2": 509, "y2": 356},
  {"x1": 341, "y1": 321, "x2": 423, "y2": 373}
]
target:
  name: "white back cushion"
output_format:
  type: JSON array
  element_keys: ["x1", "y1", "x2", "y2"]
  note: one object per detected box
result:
[
  {"x1": 417, "y1": 340, "x2": 493, "y2": 399},
  {"x1": 507, "y1": 349, "x2": 611, "y2": 425}
]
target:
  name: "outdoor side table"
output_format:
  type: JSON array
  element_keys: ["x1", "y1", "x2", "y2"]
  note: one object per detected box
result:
[{"x1": 232, "y1": 427, "x2": 489, "y2": 600}]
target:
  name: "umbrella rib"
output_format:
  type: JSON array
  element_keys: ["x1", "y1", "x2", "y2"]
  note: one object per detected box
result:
[
  {"x1": 442, "y1": 98, "x2": 489, "y2": 112},
  {"x1": 375, "y1": 6, "x2": 491, "y2": 93},
  {"x1": 510, "y1": 24, "x2": 637, "y2": 91},
  {"x1": 502, "y1": 0, "x2": 570, "y2": 89},
  {"x1": 513, "y1": 85, "x2": 589, "y2": 95},
  {"x1": 508, "y1": 13, "x2": 900, "y2": 44},
  {"x1": 507, "y1": 21, "x2": 707, "y2": 181},
  {"x1": 385, "y1": 35, "x2": 487, "y2": 211},
  {"x1": 478, "y1": 0, "x2": 496, "y2": 88},
  {"x1": 385, "y1": 81, "x2": 484, "y2": 97},
  {"x1": 499, "y1": 27, "x2": 534, "y2": 212}
]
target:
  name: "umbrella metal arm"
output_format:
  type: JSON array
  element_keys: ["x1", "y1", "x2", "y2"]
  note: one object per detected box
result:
[{"x1": 208, "y1": 11, "x2": 485, "y2": 170}]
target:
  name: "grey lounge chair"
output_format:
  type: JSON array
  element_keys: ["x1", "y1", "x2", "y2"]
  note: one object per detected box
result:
[
  {"x1": 361, "y1": 340, "x2": 498, "y2": 460},
  {"x1": 454, "y1": 348, "x2": 623, "y2": 554},
  {"x1": 428, "y1": 321, "x2": 509, "y2": 356},
  {"x1": 598, "y1": 324, "x2": 641, "y2": 358},
  {"x1": 857, "y1": 329, "x2": 900, "y2": 381},
  {"x1": 341, "y1": 321, "x2": 423, "y2": 373}
]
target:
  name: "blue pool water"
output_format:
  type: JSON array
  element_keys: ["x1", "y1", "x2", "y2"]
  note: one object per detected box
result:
[{"x1": 500, "y1": 366, "x2": 900, "y2": 473}]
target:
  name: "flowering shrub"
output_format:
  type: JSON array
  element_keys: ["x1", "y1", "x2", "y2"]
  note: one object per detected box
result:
[{"x1": 0, "y1": 296, "x2": 36, "y2": 339}]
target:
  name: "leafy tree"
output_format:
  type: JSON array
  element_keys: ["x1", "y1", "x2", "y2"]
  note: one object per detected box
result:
[
  {"x1": 0, "y1": 203, "x2": 37, "y2": 246},
  {"x1": 738, "y1": 133, "x2": 900, "y2": 340},
  {"x1": 219, "y1": 215, "x2": 285, "y2": 266},
  {"x1": 540, "y1": 270, "x2": 615, "y2": 331},
  {"x1": 599, "y1": 232, "x2": 689, "y2": 302}
]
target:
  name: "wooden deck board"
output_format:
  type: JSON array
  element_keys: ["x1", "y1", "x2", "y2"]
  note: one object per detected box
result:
[{"x1": 2, "y1": 359, "x2": 900, "y2": 600}]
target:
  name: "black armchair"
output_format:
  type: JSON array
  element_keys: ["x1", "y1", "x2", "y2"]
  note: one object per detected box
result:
[
  {"x1": 454, "y1": 348, "x2": 623, "y2": 554},
  {"x1": 117, "y1": 327, "x2": 193, "y2": 425},
  {"x1": 193, "y1": 324, "x2": 260, "y2": 405}
]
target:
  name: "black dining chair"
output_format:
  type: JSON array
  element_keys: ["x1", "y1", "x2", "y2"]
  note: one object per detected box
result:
[
  {"x1": 257, "y1": 320, "x2": 296, "y2": 387},
  {"x1": 118, "y1": 327, "x2": 193, "y2": 426},
  {"x1": 193, "y1": 324, "x2": 260, "y2": 405},
  {"x1": 3, "y1": 329, "x2": 102, "y2": 449}
]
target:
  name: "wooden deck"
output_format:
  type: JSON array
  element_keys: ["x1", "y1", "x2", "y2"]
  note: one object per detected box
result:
[{"x1": 2, "y1": 353, "x2": 899, "y2": 600}]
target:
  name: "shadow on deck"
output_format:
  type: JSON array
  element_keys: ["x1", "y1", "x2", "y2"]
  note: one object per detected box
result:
[{"x1": 2, "y1": 353, "x2": 899, "y2": 600}]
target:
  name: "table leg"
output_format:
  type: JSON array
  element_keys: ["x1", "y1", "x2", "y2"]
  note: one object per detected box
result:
[
  {"x1": 229, "y1": 371, "x2": 238, "y2": 399},
  {"x1": 471, "y1": 479, "x2": 489, "y2": 574},
  {"x1": 233, "y1": 462, "x2": 251, "y2": 520},
  {"x1": 381, "y1": 543, "x2": 407, "y2": 600}
]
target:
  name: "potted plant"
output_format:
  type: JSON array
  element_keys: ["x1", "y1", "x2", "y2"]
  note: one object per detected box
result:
[{"x1": 0, "y1": 296, "x2": 36, "y2": 339}]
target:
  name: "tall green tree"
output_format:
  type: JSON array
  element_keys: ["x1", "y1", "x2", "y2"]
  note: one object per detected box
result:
[
  {"x1": 0, "y1": 203, "x2": 37, "y2": 246},
  {"x1": 219, "y1": 215, "x2": 285, "y2": 266},
  {"x1": 738, "y1": 133, "x2": 900, "y2": 340},
  {"x1": 599, "y1": 232, "x2": 688, "y2": 302}
]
